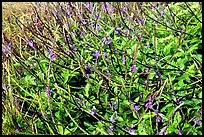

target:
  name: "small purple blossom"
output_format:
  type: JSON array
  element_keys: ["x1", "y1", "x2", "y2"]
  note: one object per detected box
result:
[
  {"x1": 81, "y1": 21, "x2": 87, "y2": 25},
  {"x1": 122, "y1": 56, "x2": 126, "y2": 65},
  {"x1": 123, "y1": 7, "x2": 128, "y2": 12},
  {"x1": 128, "y1": 125, "x2": 135, "y2": 134},
  {"x1": 194, "y1": 118, "x2": 201, "y2": 126},
  {"x1": 109, "y1": 126, "x2": 113, "y2": 132},
  {"x1": 146, "y1": 43, "x2": 150, "y2": 48},
  {"x1": 178, "y1": 129, "x2": 182, "y2": 135},
  {"x1": 145, "y1": 99, "x2": 153, "y2": 109},
  {"x1": 96, "y1": 24, "x2": 101, "y2": 30},
  {"x1": 133, "y1": 105, "x2": 139, "y2": 111},
  {"x1": 7, "y1": 86, "x2": 10, "y2": 90},
  {"x1": 159, "y1": 129, "x2": 166, "y2": 135},
  {"x1": 52, "y1": 10, "x2": 56, "y2": 15},
  {"x1": 176, "y1": 98, "x2": 183, "y2": 105},
  {"x1": 44, "y1": 112, "x2": 48, "y2": 118},
  {"x1": 139, "y1": 35, "x2": 144, "y2": 40},
  {"x1": 8, "y1": 42, "x2": 12, "y2": 48},
  {"x1": 115, "y1": 49, "x2": 119, "y2": 54},
  {"x1": 80, "y1": 32, "x2": 85, "y2": 37},
  {"x1": 130, "y1": 65, "x2": 136, "y2": 73},
  {"x1": 115, "y1": 28, "x2": 119, "y2": 34},
  {"x1": 104, "y1": 3, "x2": 114, "y2": 14},
  {"x1": 28, "y1": 40, "x2": 34, "y2": 48},
  {"x1": 97, "y1": 15, "x2": 101, "y2": 20},
  {"x1": 155, "y1": 72, "x2": 162, "y2": 78},
  {"x1": 93, "y1": 51, "x2": 101, "y2": 58},
  {"x1": 86, "y1": 3, "x2": 93, "y2": 11},
  {"x1": 138, "y1": 17, "x2": 144, "y2": 24},
  {"x1": 104, "y1": 38, "x2": 112, "y2": 45},
  {"x1": 110, "y1": 117, "x2": 115, "y2": 123},
  {"x1": 90, "y1": 106, "x2": 96, "y2": 115},
  {"x1": 16, "y1": 129, "x2": 21, "y2": 132},
  {"x1": 161, "y1": 10, "x2": 165, "y2": 17},
  {"x1": 104, "y1": 53, "x2": 108, "y2": 58},
  {"x1": 46, "y1": 89, "x2": 50, "y2": 97},
  {"x1": 66, "y1": 22, "x2": 71, "y2": 28}
]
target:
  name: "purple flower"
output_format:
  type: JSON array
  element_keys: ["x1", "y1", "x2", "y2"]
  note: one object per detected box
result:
[
  {"x1": 130, "y1": 65, "x2": 136, "y2": 73},
  {"x1": 93, "y1": 51, "x2": 101, "y2": 58},
  {"x1": 139, "y1": 35, "x2": 144, "y2": 40},
  {"x1": 28, "y1": 40, "x2": 34, "y2": 48},
  {"x1": 194, "y1": 118, "x2": 201, "y2": 126},
  {"x1": 16, "y1": 129, "x2": 21, "y2": 132},
  {"x1": 81, "y1": 21, "x2": 87, "y2": 25},
  {"x1": 90, "y1": 106, "x2": 96, "y2": 115},
  {"x1": 115, "y1": 28, "x2": 119, "y2": 34},
  {"x1": 46, "y1": 89, "x2": 50, "y2": 97},
  {"x1": 8, "y1": 42, "x2": 12, "y2": 48},
  {"x1": 80, "y1": 32, "x2": 85, "y2": 37},
  {"x1": 44, "y1": 112, "x2": 48, "y2": 118},
  {"x1": 49, "y1": 53, "x2": 56, "y2": 62},
  {"x1": 122, "y1": 56, "x2": 126, "y2": 65},
  {"x1": 176, "y1": 98, "x2": 182, "y2": 105},
  {"x1": 66, "y1": 22, "x2": 71, "y2": 28},
  {"x1": 96, "y1": 24, "x2": 101, "y2": 30},
  {"x1": 178, "y1": 129, "x2": 182, "y2": 135},
  {"x1": 154, "y1": 14, "x2": 157, "y2": 19},
  {"x1": 73, "y1": 47, "x2": 78, "y2": 51},
  {"x1": 133, "y1": 105, "x2": 139, "y2": 111},
  {"x1": 128, "y1": 125, "x2": 135, "y2": 134},
  {"x1": 155, "y1": 72, "x2": 162, "y2": 78},
  {"x1": 86, "y1": 3, "x2": 93, "y2": 11},
  {"x1": 52, "y1": 10, "x2": 56, "y2": 15},
  {"x1": 7, "y1": 86, "x2": 10, "y2": 90},
  {"x1": 104, "y1": 53, "x2": 108, "y2": 58},
  {"x1": 104, "y1": 3, "x2": 114, "y2": 14},
  {"x1": 18, "y1": 124, "x2": 21, "y2": 128},
  {"x1": 145, "y1": 100, "x2": 153, "y2": 109},
  {"x1": 97, "y1": 15, "x2": 101, "y2": 20},
  {"x1": 104, "y1": 38, "x2": 112, "y2": 45},
  {"x1": 110, "y1": 117, "x2": 115, "y2": 123},
  {"x1": 159, "y1": 129, "x2": 166, "y2": 135},
  {"x1": 123, "y1": 7, "x2": 128, "y2": 12},
  {"x1": 109, "y1": 126, "x2": 113, "y2": 131},
  {"x1": 115, "y1": 49, "x2": 119, "y2": 54},
  {"x1": 146, "y1": 43, "x2": 150, "y2": 48},
  {"x1": 138, "y1": 17, "x2": 143, "y2": 24},
  {"x1": 161, "y1": 11, "x2": 165, "y2": 17}
]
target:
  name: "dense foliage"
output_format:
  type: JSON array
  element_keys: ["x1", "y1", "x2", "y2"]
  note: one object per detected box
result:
[{"x1": 2, "y1": 2, "x2": 202, "y2": 135}]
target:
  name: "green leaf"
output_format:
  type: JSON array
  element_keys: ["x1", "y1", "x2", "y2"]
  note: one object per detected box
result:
[
  {"x1": 58, "y1": 125, "x2": 63, "y2": 135},
  {"x1": 70, "y1": 127, "x2": 77, "y2": 132},
  {"x1": 116, "y1": 116, "x2": 124, "y2": 122},
  {"x1": 134, "y1": 96, "x2": 140, "y2": 103},
  {"x1": 84, "y1": 83, "x2": 90, "y2": 98},
  {"x1": 64, "y1": 128, "x2": 70, "y2": 135},
  {"x1": 133, "y1": 111, "x2": 138, "y2": 119}
]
